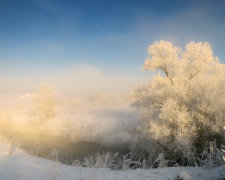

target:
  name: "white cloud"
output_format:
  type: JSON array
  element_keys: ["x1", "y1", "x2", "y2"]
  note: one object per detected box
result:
[
  {"x1": 0, "y1": 64, "x2": 150, "y2": 98},
  {"x1": 46, "y1": 64, "x2": 149, "y2": 97}
]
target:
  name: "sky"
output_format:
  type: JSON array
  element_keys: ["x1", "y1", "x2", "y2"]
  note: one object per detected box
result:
[{"x1": 0, "y1": 0, "x2": 225, "y2": 96}]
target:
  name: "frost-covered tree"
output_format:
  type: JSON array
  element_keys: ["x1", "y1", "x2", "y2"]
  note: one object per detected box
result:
[
  {"x1": 133, "y1": 40, "x2": 225, "y2": 165},
  {"x1": 33, "y1": 83, "x2": 56, "y2": 124}
]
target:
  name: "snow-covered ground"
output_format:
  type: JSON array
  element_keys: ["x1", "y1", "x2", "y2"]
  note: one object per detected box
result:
[{"x1": 0, "y1": 140, "x2": 224, "y2": 180}]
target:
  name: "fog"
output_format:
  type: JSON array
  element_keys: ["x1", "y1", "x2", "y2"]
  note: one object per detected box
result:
[{"x1": 0, "y1": 65, "x2": 149, "y2": 154}]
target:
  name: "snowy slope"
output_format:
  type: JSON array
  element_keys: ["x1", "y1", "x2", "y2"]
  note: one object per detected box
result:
[{"x1": 0, "y1": 140, "x2": 224, "y2": 180}]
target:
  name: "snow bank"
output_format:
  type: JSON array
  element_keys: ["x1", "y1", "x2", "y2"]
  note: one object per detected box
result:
[{"x1": 0, "y1": 140, "x2": 224, "y2": 180}]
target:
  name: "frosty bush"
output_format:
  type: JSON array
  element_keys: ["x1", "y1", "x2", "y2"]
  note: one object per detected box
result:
[
  {"x1": 72, "y1": 152, "x2": 120, "y2": 169},
  {"x1": 72, "y1": 151, "x2": 149, "y2": 170},
  {"x1": 132, "y1": 40, "x2": 225, "y2": 166},
  {"x1": 199, "y1": 141, "x2": 224, "y2": 168}
]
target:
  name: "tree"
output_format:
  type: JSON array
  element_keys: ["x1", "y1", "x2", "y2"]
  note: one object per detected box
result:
[
  {"x1": 133, "y1": 40, "x2": 225, "y2": 165},
  {"x1": 33, "y1": 83, "x2": 57, "y2": 124}
]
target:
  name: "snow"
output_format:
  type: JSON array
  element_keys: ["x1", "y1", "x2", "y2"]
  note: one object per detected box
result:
[{"x1": 0, "y1": 140, "x2": 224, "y2": 180}]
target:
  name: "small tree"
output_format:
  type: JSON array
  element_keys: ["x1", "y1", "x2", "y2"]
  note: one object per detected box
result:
[
  {"x1": 33, "y1": 83, "x2": 56, "y2": 124},
  {"x1": 133, "y1": 41, "x2": 225, "y2": 165}
]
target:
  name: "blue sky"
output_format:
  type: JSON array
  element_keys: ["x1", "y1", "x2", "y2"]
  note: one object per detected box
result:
[{"x1": 0, "y1": 0, "x2": 225, "y2": 77}]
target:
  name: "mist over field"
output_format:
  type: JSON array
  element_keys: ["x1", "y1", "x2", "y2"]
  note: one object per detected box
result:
[
  {"x1": 0, "y1": 76, "x2": 144, "y2": 164},
  {"x1": 0, "y1": 65, "x2": 149, "y2": 152}
]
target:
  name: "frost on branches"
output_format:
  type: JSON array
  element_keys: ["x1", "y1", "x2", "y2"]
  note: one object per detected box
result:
[
  {"x1": 132, "y1": 41, "x2": 225, "y2": 166},
  {"x1": 33, "y1": 83, "x2": 57, "y2": 125}
]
